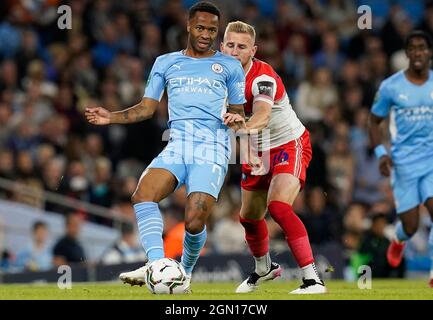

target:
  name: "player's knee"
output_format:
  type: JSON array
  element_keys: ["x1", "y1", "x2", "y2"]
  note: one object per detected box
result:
[
  {"x1": 131, "y1": 190, "x2": 156, "y2": 204},
  {"x1": 185, "y1": 218, "x2": 205, "y2": 234}
]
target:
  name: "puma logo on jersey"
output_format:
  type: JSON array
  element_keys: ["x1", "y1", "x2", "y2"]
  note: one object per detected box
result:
[
  {"x1": 169, "y1": 64, "x2": 181, "y2": 70},
  {"x1": 399, "y1": 94, "x2": 408, "y2": 101}
]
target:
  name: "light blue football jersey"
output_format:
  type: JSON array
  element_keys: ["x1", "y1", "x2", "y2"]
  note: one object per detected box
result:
[
  {"x1": 371, "y1": 70, "x2": 433, "y2": 169},
  {"x1": 144, "y1": 50, "x2": 246, "y2": 126},
  {"x1": 143, "y1": 50, "x2": 246, "y2": 199}
]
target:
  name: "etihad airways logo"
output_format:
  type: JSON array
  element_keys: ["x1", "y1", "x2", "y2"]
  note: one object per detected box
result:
[
  {"x1": 169, "y1": 77, "x2": 223, "y2": 88},
  {"x1": 170, "y1": 76, "x2": 225, "y2": 95},
  {"x1": 395, "y1": 105, "x2": 433, "y2": 121}
]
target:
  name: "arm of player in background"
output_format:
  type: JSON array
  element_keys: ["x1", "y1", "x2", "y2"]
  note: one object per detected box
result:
[
  {"x1": 367, "y1": 113, "x2": 385, "y2": 149},
  {"x1": 367, "y1": 113, "x2": 393, "y2": 177}
]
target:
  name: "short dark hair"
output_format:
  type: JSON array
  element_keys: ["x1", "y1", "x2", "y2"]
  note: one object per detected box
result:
[
  {"x1": 404, "y1": 30, "x2": 433, "y2": 49},
  {"x1": 32, "y1": 220, "x2": 47, "y2": 232},
  {"x1": 188, "y1": 1, "x2": 220, "y2": 20}
]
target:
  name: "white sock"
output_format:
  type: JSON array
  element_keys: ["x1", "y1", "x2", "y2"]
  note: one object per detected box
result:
[
  {"x1": 254, "y1": 252, "x2": 271, "y2": 276},
  {"x1": 302, "y1": 262, "x2": 321, "y2": 282}
]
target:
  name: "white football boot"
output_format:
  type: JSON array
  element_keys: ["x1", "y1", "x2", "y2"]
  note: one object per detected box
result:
[
  {"x1": 119, "y1": 264, "x2": 149, "y2": 287},
  {"x1": 290, "y1": 278, "x2": 327, "y2": 294},
  {"x1": 183, "y1": 274, "x2": 192, "y2": 294},
  {"x1": 236, "y1": 262, "x2": 282, "y2": 293}
]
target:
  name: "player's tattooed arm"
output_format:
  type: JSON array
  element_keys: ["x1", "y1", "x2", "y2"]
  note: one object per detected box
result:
[
  {"x1": 227, "y1": 104, "x2": 246, "y2": 118},
  {"x1": 110, "y1": 98, "x2": 158, "y2": 124}
]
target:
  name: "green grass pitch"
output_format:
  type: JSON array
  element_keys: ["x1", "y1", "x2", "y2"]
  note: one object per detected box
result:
[{"x1": 0, "y1": 279, "x2": 432, "y2": 300}]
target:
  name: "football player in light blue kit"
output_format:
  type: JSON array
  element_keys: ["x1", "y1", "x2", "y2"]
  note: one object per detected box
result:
[
  {"x1": 369, "y1": 30, "x2": 433, "y2": 287},
  {"x1": 85, "y1": 1, "x2": 246, "y2": 292}
]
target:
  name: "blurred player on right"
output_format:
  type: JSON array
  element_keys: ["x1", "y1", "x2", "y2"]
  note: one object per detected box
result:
[{"x1": 368, "y1": 30, "x2": 433, "y2": 287}]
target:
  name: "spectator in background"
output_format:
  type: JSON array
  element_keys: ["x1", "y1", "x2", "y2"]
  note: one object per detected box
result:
[
  {"x1": 14, "y1": 221, "x2": 53, "y2": 272},
  {"x1": 53, "y1": 213, "x2": 86, "y2": 266},
  {"x1": 163, "y1": 208, "x2": 185, "y2": 260},
  {"x1": 89, "y1": 157, "x2": 114, "y2": 208},
  {"x1": 60, "y1": 160, "x2": 91, "y2": 204},
  {"x1": 35, "y1": 143, "x2": 55, "y2": 173},
  {"x1": 344, "y1": 202, "x2": 369, "y2": 235},
  {"x1": 0, "y1": 102, "x2": 13, "y2": 146},
  {"x1": 212, "y1": 205, "x2": 247, "y2": 254},
  {"x1": 417, "y1": 0, "x2": 433, "y2": 37},
  {"x1": 300, "y1": 186, "x2": 342, "y2": 245},
  {"x1": 295, "y1": 67, "x2": 339, "y2": 122},
  {"x1": 326, "y1": 123, "x2": 354, "y2": 208},
  {"x1": 111, "y1": 176, "x2": 138, "y2": 222},
  {"x1": 282, "y1": 32, "x2": 311, "y2": 93},
  {"x1": 0, "y1": 148, "x2": 15, "y2": 180},
  {"x1": 350, "y1": 109, "x2": 386, "y2": 205},
  {"x1": 312, "y1": 29, "x2": 346, "y2": 75},
  {"x1": 0, "y1": 216, "x2": 12, "y2": 272},
  {"x1": 100, "y1": 221, "x2": 146, "y2": 265},
  {"x1": 353, "y1": 213, "x2": 405, "y2": 278},
  {"x1": 7, "y1": 120, "x2": 39, "y2": 155}
]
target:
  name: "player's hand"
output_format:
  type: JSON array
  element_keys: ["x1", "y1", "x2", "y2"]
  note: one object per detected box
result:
[
  {"x1": 223, "y1": 113, "x2": 246, "y2": 131},
  {"x1": 249, "y1": 155, "x2": 267, "y2": 176},
  {"x1": 244, "y1": 146, "x2": 267, "y2": 175},
  {"x1": 85, "y1": 106, "x2": 111, "y2": 125},
  {"x1": 378, "y1": 155, "x2": 393, "y2": 177}
]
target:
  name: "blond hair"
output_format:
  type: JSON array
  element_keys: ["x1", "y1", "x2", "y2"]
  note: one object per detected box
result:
[{"x1": 224, "y1": 21, "x2": 256, "y2": 43}]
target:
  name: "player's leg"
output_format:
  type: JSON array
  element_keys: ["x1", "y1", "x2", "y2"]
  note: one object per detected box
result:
[
  {"x1": 266, "y1": 130, "x2": 325, "y2": 293},
  {"x1": 420, "y1": 170, "x2": 433, "y2": 286},
  {"x1": 120, "y1": 142, "x2": 186, "y2": 286},
  {"x1": 119, "y1": 168, "x2": 179, "y2": 286},
  {"x1": 131, "y1": 168, "x2": 178, "y2": 261},
  {"x1": 180, "y1": 191, "x2": 216, "y2": 276},
  {"x1": 180, "y1": 162, "x2": 227, "y2": 279},
  {"x1": 240, "y1": 189, "x2": 271, "y2": 276},
  {"x1": 267, "y1": 173, "x2": 326, "y2": 294},
  {"x1": 387, "y1": 173, "x2": 421, "y2": 268},
  {"x1": 424, "y1": 197, "x2": 433, "y2": 287},
  {"x1": 388, "y1": 207, "x2": 419, "y2": 269},
  {"x1": 235, "y1": 188, "x2": 282, "y2": 293}
]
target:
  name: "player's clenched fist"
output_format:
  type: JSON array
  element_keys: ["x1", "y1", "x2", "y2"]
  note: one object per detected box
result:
[{"x1": 85, "y1": 107, "x2": 111, "y2": 125}]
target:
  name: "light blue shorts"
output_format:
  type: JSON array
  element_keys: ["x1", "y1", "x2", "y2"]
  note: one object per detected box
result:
[
  {"x1": 391, "y1": 165, "x2": 433, "y2": 214},
  {"x1": 147, "y1": 137, "x2": 229, "y2": 200}
]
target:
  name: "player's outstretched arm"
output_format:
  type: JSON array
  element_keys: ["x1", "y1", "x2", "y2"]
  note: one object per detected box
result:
[
  {"x1": 368, "y1": 113, "x2": 393, "y2": 176},
  {"x1": 85, "y1": 98, "x2": 158, "y2": 125}
]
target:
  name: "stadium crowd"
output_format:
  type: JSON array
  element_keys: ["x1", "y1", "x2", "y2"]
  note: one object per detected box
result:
[{"x1": 0, "y1": 0, "x2": 432, "y2": 278}]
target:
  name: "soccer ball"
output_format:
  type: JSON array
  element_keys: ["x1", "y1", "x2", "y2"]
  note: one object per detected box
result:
[{"x1": 145, "y1": 258, "x2": 189, "y2": 294}]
